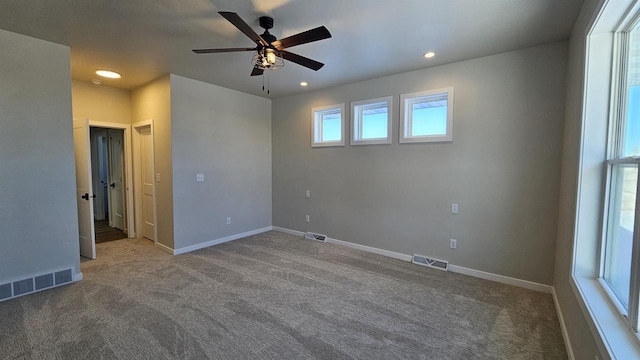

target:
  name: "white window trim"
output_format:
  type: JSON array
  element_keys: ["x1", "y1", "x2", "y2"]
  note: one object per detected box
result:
[
  {"x1": 311, "y1": 103, "x2": 345, "y2": 148},
  {"x1": 571, "y1": 0, "x2": 640, "y2": 359},
  {"x1": 350, "y1": 96, "x2": 393, "y2": 145},
  {"x1": 399, "y1": 87, "x2": 454, "y2": 144}
]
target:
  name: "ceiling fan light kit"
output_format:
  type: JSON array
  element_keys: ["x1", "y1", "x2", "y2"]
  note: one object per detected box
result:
[{"x1": 193, "y1": 11, "x2": 332, "y2": 91}]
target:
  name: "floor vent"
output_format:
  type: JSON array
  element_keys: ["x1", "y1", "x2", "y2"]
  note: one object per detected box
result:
[
  {"x1": 304, "y1": 232, "x2": 327, "y2": 242},
  {"x1": 412, "y1": 254, "x2": 449, "y2": 271},
  {"x1": 0, "y1": 268, "x2": 74, "y2": 303}
]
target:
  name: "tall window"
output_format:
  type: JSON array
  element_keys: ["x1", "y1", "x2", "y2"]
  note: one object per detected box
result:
[
  {"x1": 311, "y1": 104, "x2": 345, "y2": 147},
  {"x1": 601, "y1": 23, "x2": 640, "y2": 329}
]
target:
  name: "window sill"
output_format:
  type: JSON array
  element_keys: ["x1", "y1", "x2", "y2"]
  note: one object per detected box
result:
[
  {"x1": 572, "y1": 275, "x2": 640, "y2": 359},
  {"x1": 350, "y1": 139, "x2": 391, "y2": 146}
]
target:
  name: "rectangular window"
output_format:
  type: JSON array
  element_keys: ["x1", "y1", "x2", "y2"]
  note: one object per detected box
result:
[
  {"x1": 311, "y1": 104, "x2": 345, "y2": 147},
  {"x1": 601, "y1": 22, "x2": 640, "y2": 328},
  {"x1": 351, "y1": 96, "x2": 392, "y2": 145},
  {"x1": 399, "y1": 87, "x2": 454, "y2": 143}
]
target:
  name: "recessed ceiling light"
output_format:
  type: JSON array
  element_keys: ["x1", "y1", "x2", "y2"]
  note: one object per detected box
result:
[
  {"x1": 423, "y1": 52, "x2": 435, "y2": 59},
  {"x1": 95, "y1": 70, "x2": 121, "y2": 79},
  {"x1": 300, "y1": 82, "x2": 308, "y2": 87}
]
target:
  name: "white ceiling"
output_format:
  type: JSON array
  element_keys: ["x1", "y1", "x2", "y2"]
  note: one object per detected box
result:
[{"x1": 0, "y1": 0, "x2": 584, "y2": 98}]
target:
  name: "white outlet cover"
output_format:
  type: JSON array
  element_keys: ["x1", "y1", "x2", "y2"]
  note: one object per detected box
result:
[
  {"x1": 196, "y1": 173, "x2": 205, "y2": 182},
  {"x1": 305, "y1": 190, "x2": 310, "y2": 198},
  {"x1": 451, "y1": 203, "x2": 459, "y2": 214},
  {"x1": 305, "y1": 215, "x2": 310, "y2": 223},
  {"x1": 450, "y1": 239, "x2": 457, "y2": 249}
]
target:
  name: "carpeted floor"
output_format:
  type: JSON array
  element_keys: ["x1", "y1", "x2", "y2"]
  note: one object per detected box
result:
[{"x1": 0, "y1": 231, "x2": 567, "y2": 359}]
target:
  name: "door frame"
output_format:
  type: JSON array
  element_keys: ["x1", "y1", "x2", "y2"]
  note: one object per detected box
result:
[
  {"x1": 89, "y1": 120, "x2": 135, "y2": 238},
  {"x1": 132, "y1": 119, "x2": 158, "y2": 246}
]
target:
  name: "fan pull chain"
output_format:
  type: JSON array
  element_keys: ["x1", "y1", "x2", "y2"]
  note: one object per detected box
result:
[
  {"x1": 262, "y1": 74, "x2": 265, "y2": 92},
  {"x1": 267, "y1": 75, "x2": 270, "y2": 95}
]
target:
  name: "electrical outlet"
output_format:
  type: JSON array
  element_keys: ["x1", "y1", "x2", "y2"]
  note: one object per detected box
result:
[
  {"x1": 226, "y1": 217, "x2": 231, "y2": 225},
  {"x1": 450, "y1": 239, "x2": 457, "y2": 249},
  {"x1": 305, "y1": 190, "x2": 310, "y2": 198},
  {"x1": 451, "y1": 203, "x2": 459, "y2": 214},
  {"x1": 305, "y1": 215, "x2": 310, "y2": 223},
  {"x1": 196, "y1": 173, "x2": 205, "y2": 182}
]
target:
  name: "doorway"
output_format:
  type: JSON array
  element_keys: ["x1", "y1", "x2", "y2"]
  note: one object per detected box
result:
[
  {"x1": 73, "y1": 119, "x2": 135, "y2": 260},
  {"x1": 90, "y1": 127, "x2": 127, "y2": 243}
]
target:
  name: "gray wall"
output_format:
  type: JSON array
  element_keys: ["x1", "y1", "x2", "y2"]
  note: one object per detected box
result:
[
  {"x1": 272, "y1": 42, "x2": 567, "y2": 285},
  {"x1": 0, "y1": 29, "x2": 80, "y2": 280},
  {"x1": 553, "y1": 0, "x2": 604, "y2": 358},
  {"x1": 170, "y1": 75, "x2": 272, "y2": 250},
  {"x1": 131, "y1": 75, "x2": 175, "y2": 249}
]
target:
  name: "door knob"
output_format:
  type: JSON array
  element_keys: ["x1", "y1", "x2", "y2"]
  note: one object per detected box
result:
[
  {"x1": 110, "y1": 183, "x2": 115, "y2": 188},
  {"x1": 81, "y1": 193, "x2": 89, "y2": 200}
]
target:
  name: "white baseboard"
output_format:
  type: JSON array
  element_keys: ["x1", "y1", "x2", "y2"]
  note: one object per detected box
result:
[
  {"x1": 272, "y1": 226, "x2": 552, "y2": 293},
  {"x1": 552, "y1": 288, "x2": 575, "y2": 360},
  {"x1": 272, "y1": 226, "x2": 303, "y2": 236},
  {"x1": 326, "y1": 237, "x2": 413, "y2": 262},
  {"x1": 154, "y1": 241, "x2": 174, "y2": 255},
  {"x1": 173, "y1": 226, "x2": 273, "y2": 255},
  {"x1": 447, "y1": 265, "x2": 553, "y2": 293}
]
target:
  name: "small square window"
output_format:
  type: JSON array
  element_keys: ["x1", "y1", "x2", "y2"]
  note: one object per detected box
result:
[
  {"x1": 311, "y1": 104, "x2": 345, "y2": 147},
  {"x1": 351, "y1": 96, "x2": 392, "y2": 145},
  {"x1": 400, "y1": 87, "x2": 454, "y2": 143}
]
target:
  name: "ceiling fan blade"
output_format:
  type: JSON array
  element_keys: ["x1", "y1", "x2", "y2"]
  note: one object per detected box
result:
[
  {"x1": 193, "y1": 47, "x2": 256, "y2": 54},
  {"x1": 218, "y1": 11, "x2": 269, "y2": 47},
  {"x1": 280, "y1": 51, "x2": 324, "y2": 71},
  {"x1": 250, "y1": 67, "x2": 264, "y2": 76},
  {"x1": 271, "y1": 26, "x2": 332, "y2": 50}
]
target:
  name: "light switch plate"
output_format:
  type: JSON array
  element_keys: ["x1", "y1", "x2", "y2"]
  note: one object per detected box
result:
[
  {"x1": 451, "y1": 203, "x2": 459, "y2": 214},
  {"x1": 196, "y1": 173, "x2": 205, "y2": 182},
  {"x1": 155, "y1": 173, "x2": 160, "y2": 182}
]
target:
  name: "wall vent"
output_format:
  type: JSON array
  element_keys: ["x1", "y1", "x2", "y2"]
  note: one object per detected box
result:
[
  {"x1": 412, "y1": 254, "x2": 449, "y2": 271},
  {"x1": 0, "y1": 268, "x2": 74, "y2": 303},
  {"x1": 304, "y1": 232, "x2": 327, "y2": 242}
]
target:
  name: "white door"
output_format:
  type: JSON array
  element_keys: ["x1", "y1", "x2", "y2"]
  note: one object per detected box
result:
[
  {"x1": 73, "y1": 119, "x2": 96, "y2": 259},
  {"x1": 108, "y1": 129, "x2": 125, "y2": 230},
  {"x1": 141, "y1": 126, "x2": 155, "y2": 240}
]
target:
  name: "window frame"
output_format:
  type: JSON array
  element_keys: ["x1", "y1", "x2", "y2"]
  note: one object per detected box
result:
[
  {"x1": 570, "y1": 1, "x2": 640, "y2": 358},
  {"x1": 350, "y1": 96, "x2": 393, "y2": 146},
  {"x1": 598, "y1": 19, "x2": 640, "y2": 332},
  {"x1": 311, "y1": 103, "x2": 345, "y2": 148},
  {"x1": 399, "y1": 87, "x2": 454, "y2": 144}
]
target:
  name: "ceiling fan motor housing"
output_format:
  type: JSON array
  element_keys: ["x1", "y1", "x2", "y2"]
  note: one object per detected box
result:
[
  {"x1": 259, "y1": 16, "x2": 274, "y2": 30},
  {"x1": 259, "y1": 16, "x2": 277, "y2": 45}
]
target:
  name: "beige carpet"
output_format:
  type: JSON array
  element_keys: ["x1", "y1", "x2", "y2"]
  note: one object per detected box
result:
[{"x1": 0, "y1": 231, "x2": 567, "y2": 359}]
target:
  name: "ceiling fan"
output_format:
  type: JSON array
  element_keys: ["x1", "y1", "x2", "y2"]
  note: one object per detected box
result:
[{"x1": 193, "y1": 11, "x2": 332, "y2": 77}]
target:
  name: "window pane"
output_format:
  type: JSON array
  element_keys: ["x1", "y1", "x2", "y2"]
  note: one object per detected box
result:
[
  {"x1": 412, "y1": 101, "x2": 447, "y2": 136},
  {"x1": 624, "y1": 30, "x2": 640, "y2": 157},
  {"x1": 322, "y1": 113, "x2": 341, "y2": 141},
  {"x1": 603, "y1": 164, "x2": 638, "y2": 310},
  {"x1": 362, "y1": 107, "x2": 388, "y2": 139}
]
